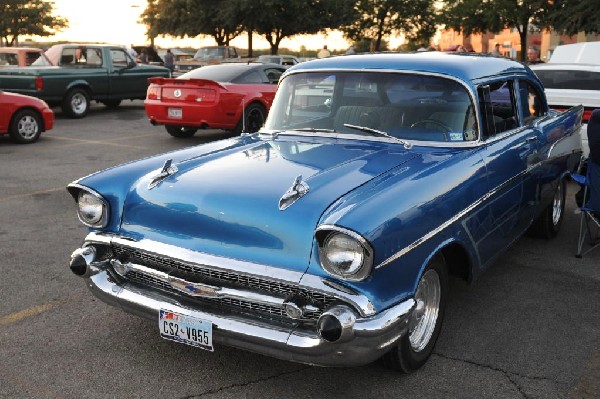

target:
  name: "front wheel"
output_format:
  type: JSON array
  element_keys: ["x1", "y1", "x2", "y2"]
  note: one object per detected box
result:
[
  {"x1": 165, "y1": 125, "x2": 197, "y2": 138},
  {"x1": 9, "y1": 109, "x2": 42, "y2": 144},
  {"x1": 62, "y1": 88, "x2": 90, "y2": 118},
  {"x1": 233, "y1": 103, "x2": 267, "y2": 134},
  {"x1": 528, "y1": 178, "x2": 565, "y2": 239},
  {"x1": 382, "y1": 254, "x2": 448, "y2": 372}
]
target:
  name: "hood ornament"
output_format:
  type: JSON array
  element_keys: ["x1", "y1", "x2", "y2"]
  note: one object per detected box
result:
[
  {"x1": 148, "y1": 159, "x2": 178, "y2": 189},
  {"x1": 279, "y1": 175, "x2": 309, "y2": 210}
]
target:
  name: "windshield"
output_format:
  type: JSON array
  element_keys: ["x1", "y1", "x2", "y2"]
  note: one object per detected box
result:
[
  {"x1": 264, "y1": 72, "x2": 478, "y2": 143},
  {"x1": 194, "y1": 47, "x2": 225, "y2": 60}
]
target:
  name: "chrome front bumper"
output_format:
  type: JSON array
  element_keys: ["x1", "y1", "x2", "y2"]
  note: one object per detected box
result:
[{"x1": 71, "y1": 237, "x2": 414, "y2": 367}]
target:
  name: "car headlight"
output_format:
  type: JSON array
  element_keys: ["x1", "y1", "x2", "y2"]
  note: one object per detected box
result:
[
  {"x1": 76, "y1": 190, "x2": 108, "y2": 228},
  {"x1": 317, "y1": 227, "x2": 374, "y2": 281}
]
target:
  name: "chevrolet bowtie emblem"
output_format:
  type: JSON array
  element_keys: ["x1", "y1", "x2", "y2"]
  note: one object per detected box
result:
[{"x1": 168, "y1": 276, "x2": 221, "y2": 298}]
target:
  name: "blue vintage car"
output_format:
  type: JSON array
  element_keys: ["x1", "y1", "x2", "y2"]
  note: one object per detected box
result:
[{"x1": 68, "y1": 52, "x2": 582, "y2": 372}]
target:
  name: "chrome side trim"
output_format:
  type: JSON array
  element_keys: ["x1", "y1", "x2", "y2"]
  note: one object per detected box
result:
[
  {"x1": 376, "y1": 163, "x2": 545, "y2": 269},
  {"x1": 83, "y1": 232, "x2": 377, "y2": 316}
]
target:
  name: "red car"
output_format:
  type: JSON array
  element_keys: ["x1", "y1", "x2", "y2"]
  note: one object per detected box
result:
[
  {"x1": 0, "y1": 90, "x2": 54, "y2": 144},
  {"x1": 145, "y1": 63, "x2": 285, "y2": 138}
]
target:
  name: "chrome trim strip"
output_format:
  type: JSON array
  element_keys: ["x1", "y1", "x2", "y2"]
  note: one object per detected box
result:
[
  {"x1": 314, "y1": 225, "x2": 375, "y2": 282},
  {"x1": 83, "y1": 232, "x2": 377, "y2": 316},
  {"x1": 121, "y1": 261, "x2": 287, "y2": 307},
  {"x1": 66, "y1": 183, "x2": 109, "y2": 228},
  {"x1": 376, "y1": 162, "x2": 545, "y2": 269}
]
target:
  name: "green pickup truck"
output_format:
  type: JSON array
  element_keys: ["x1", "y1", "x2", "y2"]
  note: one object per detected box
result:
[{"x1": 0, "y1": 44, "x2": 170, "y2": 118}]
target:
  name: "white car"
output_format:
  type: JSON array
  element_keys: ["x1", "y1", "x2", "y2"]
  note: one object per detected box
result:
[
  {"x1": 530, "y1": 42, "x2": 600, "y2": 157},
  {"x1": 256, "y1": 54, "x2": 300, "y2": 67}
]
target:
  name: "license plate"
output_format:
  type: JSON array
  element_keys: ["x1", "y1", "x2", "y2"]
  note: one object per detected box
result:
[
  {"x1": 168, "y1": 107, "x2": 182, "y2": 119},
  {"x1": 159, "y1": 309, "x2": 213, "y2": 351}
]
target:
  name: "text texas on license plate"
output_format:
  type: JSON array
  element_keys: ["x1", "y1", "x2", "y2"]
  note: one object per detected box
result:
[{"x1": 159, "y1": 309, "x2": 213, "y2": 351}]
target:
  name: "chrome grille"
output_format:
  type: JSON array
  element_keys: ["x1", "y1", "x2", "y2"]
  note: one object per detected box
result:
[{"x1": 113, "y1": 244, "x2": 338, "y2": 320}]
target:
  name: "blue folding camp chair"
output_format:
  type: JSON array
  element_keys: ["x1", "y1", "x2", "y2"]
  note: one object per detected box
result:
[
  {"x1": 571, "y1": 109, "x2": 600, "y2": 258},
  {"x1": 572, "y1": 160, "x2": 600, "y2": 257}
]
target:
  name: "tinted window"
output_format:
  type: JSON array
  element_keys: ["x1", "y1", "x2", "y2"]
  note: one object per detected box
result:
[
  {"x1": 180, "y1": 65, "x2": 271, "y2": 83},
  {"x1": 534, "y1": 69, "x2": 600, "y2": 91},
  {"x1": 234, "y1": 70, "x2": 265, "y2": 84},
  {"x1": 488, "y1": 80, "x2": 518, "y2": 134}
]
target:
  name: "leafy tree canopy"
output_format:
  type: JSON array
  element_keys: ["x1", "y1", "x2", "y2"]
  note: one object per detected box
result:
[
  {"x1": 0, "y1": 0, "x2": 68, "y2": 46},
  {"x1": 143, "y1": 0, "x2": 353, "y2": 54},
  {"x1": 546, "y1": 0, "x2": 600, "y2": 35},
  {"x1": 342, "y1": 0, "x2": 437, "y2": 52},
  {"x1": 439, "y1": 0, "x2": 550, "y2": 61},
  {"x1": 141, "y1": 0, "x2": 243, "y2": 46}
]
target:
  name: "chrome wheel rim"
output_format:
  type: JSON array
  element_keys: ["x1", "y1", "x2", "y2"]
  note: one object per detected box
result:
[
  {"x1": 552, "y1": 182, "x2": 563, "y2": 225},
  {"x1": 71, "y1": 93, "x2": 87, "y2": 114},
  {"x1": 17, "y1": 115, "x2": 39, "y2": 139},
  {"x1": 408, "y1": 269, "x2": 441, "y2": 352}
]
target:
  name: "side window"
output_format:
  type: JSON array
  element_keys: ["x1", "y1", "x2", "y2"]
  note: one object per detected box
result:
[
  {"x1": 59, "y1": 47, "x2": 100, "y2": 66},
  {"x1": 519, "y1": 80, "x2": 543, "y2": 124},
  {"x1": 487, "y1": 80, "x2": 518, "y2": 134},
  {"x1": 110, "y1": 49, "x2": 129, "y2": 68},
  {"x1": 25, "y1": 52, "x2": 41, "y2": 66},
  {"x1": 236, "y1": 70, "x2": 265, "y2": 84},
  {"x1": 264, "y1": 68, "x2": 283, "y2": 84},
  {"x1": 0, "y1": 53, "x2": 18, "y2": 66}
]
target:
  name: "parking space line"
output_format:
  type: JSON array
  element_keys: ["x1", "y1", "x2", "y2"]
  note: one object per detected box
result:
[
  {"x1": 0, "y1": 187, "x2": 64, "y2": 203},
  {"x1": 0, "y1": 298, "x2": 74, "y2": 328},
  {"x1": 47, "y1": 135, "x2": 150, "y2": 150}
]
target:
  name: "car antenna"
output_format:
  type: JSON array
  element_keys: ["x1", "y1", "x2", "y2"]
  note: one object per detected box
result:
[{"x1": 242, "y1": 99, "x2": 246, "y2": 133}]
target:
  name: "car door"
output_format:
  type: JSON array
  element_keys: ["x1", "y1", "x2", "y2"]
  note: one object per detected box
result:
[
  {"x1": 474, "y1": 79, "x2": 540, "y2": 266},
  {"x1": 108, "y1": 47, "x2": 149, "y2": 98}
]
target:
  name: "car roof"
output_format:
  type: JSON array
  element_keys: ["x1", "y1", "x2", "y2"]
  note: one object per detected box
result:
[
  {"x1": 0, "y1": 47, "x2": 43, "y2": 52},
  {"x1": 287, "y1": 52, "x2": 530, "y2": 83},
  {"x1": 179, "y1": 62, "x2": 283, "y2": 81},
  {"x1": 547, "y1": 42, "x2": 600, "y2": 65}
]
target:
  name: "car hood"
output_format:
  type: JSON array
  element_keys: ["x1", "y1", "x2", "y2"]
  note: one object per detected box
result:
[{"x1": 119, "y1": 137, "x2": 417, "y2": 273}]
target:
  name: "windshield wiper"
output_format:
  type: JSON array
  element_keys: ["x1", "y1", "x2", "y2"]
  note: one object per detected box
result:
[
  {"x1": 343, "y1": 124, "x2": 412, "y2": 149},
  {"x1": 293, "y1": 127, "x2": 336, "y2": 133}
]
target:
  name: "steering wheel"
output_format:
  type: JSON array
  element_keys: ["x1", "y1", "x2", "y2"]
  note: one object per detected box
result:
[{"x1": 410, "y1": 119, "x2": 452, "y2": 140}]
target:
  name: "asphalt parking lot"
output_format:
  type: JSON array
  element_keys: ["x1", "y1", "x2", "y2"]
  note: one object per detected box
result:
[{"x1": 0, "y1": 101, "x2": 598, "y2": 399}]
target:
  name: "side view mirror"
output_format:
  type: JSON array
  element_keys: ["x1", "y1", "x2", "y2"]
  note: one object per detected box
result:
[{"x1": 127, "y1": 60, "x2": 136, "y2": 69}]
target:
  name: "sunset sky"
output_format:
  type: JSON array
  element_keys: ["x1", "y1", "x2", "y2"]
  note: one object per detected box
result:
[{"x1": 41, "y1": 0, "x2": 365, "y2": 52}]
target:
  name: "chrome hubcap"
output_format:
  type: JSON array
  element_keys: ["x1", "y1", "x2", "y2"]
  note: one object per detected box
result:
[
  {"x1": 552, "y1": 183, "x2": 562, "y2": 225},
  {"x1": 17, "y1": 115, "x2": 39, "y2": 139},
  {"x1": 408, "y1": 269, "x2": 441, "y2": 352},
  {"x1": 71, "y1": 93, "x2": 87, "y2": 114}
]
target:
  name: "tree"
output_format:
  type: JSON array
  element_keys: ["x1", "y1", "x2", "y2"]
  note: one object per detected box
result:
[
  {"x1": 546, "y1": 0, "x2": 600, "y2": 35},
  {"x1": 0, "y1": 0, "x2": 68, "y2": 46},
  {"x1": 342, "y1": 0, "x2": 437, "y2": 52},
  {"x1": 141, "y1": 0, "x2": 243, "y2": 46},
  {"x1": 249, "y1": 0, "x2": 354, "y2": 55},
  {"x1": 440, "y1": 0, "x2": 550, "y2": 62}
]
